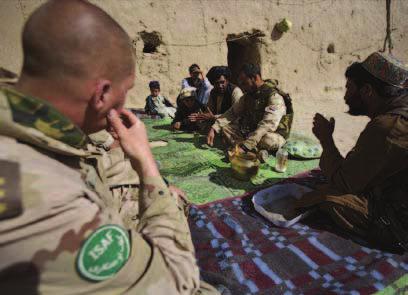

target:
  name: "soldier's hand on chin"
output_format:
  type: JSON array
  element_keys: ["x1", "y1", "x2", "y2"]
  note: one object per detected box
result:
[
  {"x1": 312, "y1": 113, "x2": 335, "y2": 146},
  {"x1": 107, "y1": 109, "x2": 160, "y2": 179}
]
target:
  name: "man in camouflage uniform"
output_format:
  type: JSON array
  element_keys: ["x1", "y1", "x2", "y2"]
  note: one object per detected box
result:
[
  {"x1": 295, "y1": 52, "x2": 408, "y2": 253},
  {"x1": 206, "y1": 63, "x2": 293, "y2": 157},
  {"x1": 89, "y1": 129, "x2": 190, "y2": 225},
  {"x1": 0, "y1": 0, "x2": 218, "y2": 294}
]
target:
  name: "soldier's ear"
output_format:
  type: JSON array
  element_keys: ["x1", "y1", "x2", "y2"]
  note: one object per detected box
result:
[{"x1": 91, "y1": 80, "x2": 112, "y2": 110}]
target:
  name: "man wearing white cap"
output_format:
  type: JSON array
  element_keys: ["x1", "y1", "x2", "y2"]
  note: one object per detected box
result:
[{"x1": 172, "y1": 87, "x2": 207, "y2": 131}]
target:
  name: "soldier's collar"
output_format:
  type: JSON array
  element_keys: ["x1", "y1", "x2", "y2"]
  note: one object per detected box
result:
[
  {"x1": 251, "y1": 82, "x2": 267, "y2": 97},
  {"x1": 2, "y1": 87, "x2": 89, "y2": 149},
  {"x1": 253, "y1": 79, "x2": 278, "y2": 97}
]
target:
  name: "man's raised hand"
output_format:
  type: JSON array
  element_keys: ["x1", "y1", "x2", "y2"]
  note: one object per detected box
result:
[{"x1": 312, "y1": 113, "x2": 335, "y2": 146}]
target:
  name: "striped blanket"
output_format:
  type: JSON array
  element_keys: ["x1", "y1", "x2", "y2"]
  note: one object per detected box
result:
[{"x1": 189, "y1": 171, "x2": 408, "y2": 294}]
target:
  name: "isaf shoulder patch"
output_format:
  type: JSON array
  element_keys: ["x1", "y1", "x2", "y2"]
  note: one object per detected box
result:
[
  {"x1": 77, "y1": 224, "x2": 131, "y2": 281},
  {"x1": 0, "y1": 160, "x2": 23, "y2": 220}
]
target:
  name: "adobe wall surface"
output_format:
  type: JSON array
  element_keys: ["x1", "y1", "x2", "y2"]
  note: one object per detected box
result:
[{"x1": 1, "y1": 0, "x2": 407, "y2": 153}]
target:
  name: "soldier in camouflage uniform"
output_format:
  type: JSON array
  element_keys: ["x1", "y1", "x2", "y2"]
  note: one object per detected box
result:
[
  {"x1": 0, "y1": 0, "x2": 218, "y2": 294},
  {"x1": 207, "y1": 63, "x2": 293, "y2": 156},
  {"x1": 89, "y1": 129, "x2": 191, "y2": 226}
]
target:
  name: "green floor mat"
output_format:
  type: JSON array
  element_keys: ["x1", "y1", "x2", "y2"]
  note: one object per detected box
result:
[
  {"x1": 375, "y1": 274, "x2": 408, "y2": 294},
  {"x1": 144, "y1": 118, "x2": 319, "y2": 204}
]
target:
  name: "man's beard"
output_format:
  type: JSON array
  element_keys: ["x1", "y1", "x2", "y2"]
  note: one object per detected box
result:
[
  {"x1": 345, "y1": 94, "x2": 368, "y2": 116},
  {"x1": 346, "y1": 101, "x2": 367, "y2": 116}
]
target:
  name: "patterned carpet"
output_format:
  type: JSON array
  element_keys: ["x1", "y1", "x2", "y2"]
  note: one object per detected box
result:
[
  {"x1": 188, "y1": 171, "x2": 408, "y2": 294},
  {"x1": 145, "y1": 118, "x2": 319, "y2": 204},
  {"x1": 144, "y1": 118, "x2": 408, "y2": 293}
]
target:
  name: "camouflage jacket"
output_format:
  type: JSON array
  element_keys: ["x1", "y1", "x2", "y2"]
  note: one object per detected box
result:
[
  {"x1": 0, "y1": 87, "x2": 217, "y2": 294},
  {"x1": 212, "y1": 79, "x2": 292, "y2": 150}
]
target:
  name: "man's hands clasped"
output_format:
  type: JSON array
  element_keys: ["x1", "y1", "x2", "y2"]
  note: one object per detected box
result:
[
  {"x1": 188, "y1": 113, "x2": 215, "y2": 122},
  {"x1": 312, "y1": 113, "x2": 335, "y2": 147}
]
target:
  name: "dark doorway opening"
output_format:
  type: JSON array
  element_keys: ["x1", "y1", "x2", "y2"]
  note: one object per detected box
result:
[
  {"x1": 227, "y1": 34, "x2": 262, "y2": 84},
  {"x1": 139, "y1": 31, "x2": 162, "y2": 54}
]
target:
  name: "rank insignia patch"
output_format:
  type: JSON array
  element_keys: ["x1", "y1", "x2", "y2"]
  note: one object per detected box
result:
[{"x1": 0, "y1": 160, "x2": 23, "y2": 220}]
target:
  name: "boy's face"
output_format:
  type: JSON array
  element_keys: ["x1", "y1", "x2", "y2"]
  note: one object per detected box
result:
[
  {"x1": 183, "y1": 97, "x2": 195, "y2": 109},
  {"x1": 150, "y1": 88, "x2": 160, "y2": 97}
]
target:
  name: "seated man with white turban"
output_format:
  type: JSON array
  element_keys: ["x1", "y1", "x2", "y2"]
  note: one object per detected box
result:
[{"x1": 171, "y1": 87, "x2": 207, "y2": 132}]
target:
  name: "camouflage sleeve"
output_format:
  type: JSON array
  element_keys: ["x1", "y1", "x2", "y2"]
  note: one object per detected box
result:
[
  {"x1": 243, "y1": 94, "x2": 286, "y2": 150},
  {"x1": 137, "y1": 176, "x2": 200, "y2": 293},
  {"x1": 83, "y1": 144, "x2": 141, "y2": 228},
  {"x1": 212, "y1": 93, "x2": 246, "y2": 133},
  {"x1": 99, "y1": 147, "x2": 139, "y2": 187},
  {"x1": 89, "y1": 130, "x2": 115, "y2": 150}
]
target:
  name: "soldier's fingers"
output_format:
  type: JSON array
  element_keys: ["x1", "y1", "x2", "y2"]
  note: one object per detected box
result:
[
  {"x1": 119, "y1": 109, "x2": 140, "y2": 126},
  {"x1": 107, "y1": 109, "x2": 127, "y2": 137},
  {"x1": 107, "y1": 126, "x2": 119, "y2": 140}
]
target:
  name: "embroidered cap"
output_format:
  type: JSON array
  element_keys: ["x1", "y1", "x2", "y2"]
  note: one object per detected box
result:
[{"x1": 362, "y1": 52, "x2": 408, "y2": 88}]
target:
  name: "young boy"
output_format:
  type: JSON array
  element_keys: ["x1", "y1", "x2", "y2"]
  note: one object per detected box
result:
[
  {"x1": 144, "y1": 80, "x2": 176, "y2": 118},
  {"x1": 172, "y1": 87, "x2": 207, "y2": 132}
]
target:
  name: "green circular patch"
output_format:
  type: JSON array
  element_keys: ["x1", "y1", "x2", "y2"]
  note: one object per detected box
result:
[{"x1": 77, "y1": 225, "x2": 130, "y2": 281}]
